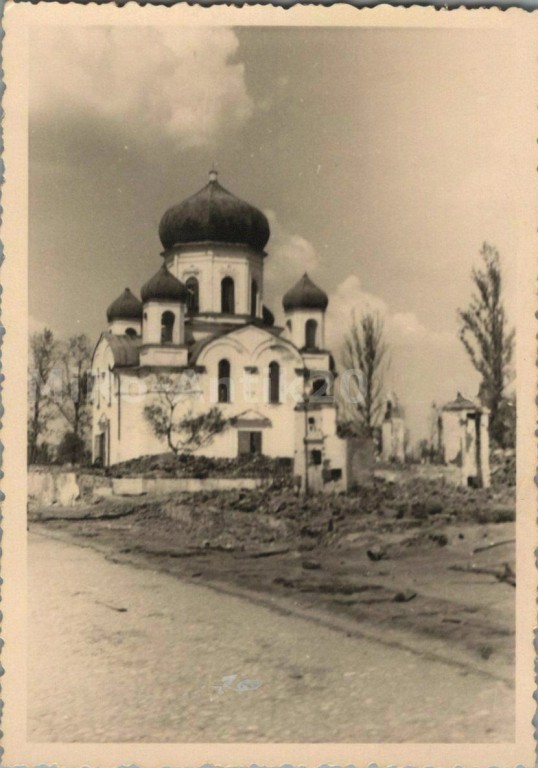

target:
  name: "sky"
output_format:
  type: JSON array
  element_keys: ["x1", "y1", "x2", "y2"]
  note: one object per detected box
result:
[{"x1": 29, "y1": 24, "x2": 525, "y2": 442}]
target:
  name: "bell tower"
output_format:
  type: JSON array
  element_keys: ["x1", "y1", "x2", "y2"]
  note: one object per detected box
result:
[
  {"x1": 139, "y1": 264, "x2": 189, "y2": 367},
  {"x1": 282, "y1": 273, "x2": 329, "y2": 350}
]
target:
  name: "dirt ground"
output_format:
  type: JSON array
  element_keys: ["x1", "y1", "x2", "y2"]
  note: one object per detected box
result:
[
  {"x1": 28, "y1": 530, "x2": 515, "y2": 743},
  {"x1": 29, "y1": 476, "x2": 516, "y2": 684}
]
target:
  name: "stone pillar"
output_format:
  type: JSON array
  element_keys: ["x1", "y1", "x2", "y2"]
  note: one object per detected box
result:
[
  {"x1": 382, "y1": 417, "x2": 405, "y2": 462},
  {"x1": 479, "y1": 410, "x2": 491, "y2": 488},
  {"x1": 381, "y1": 420, "x2": 392, "y2": 462}
]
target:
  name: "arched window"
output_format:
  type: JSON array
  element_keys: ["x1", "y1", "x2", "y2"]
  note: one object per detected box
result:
[
  {"x1": 125, "y1": 327, "x2": 138, "y2": 338},
  {"x1": 311, "y1": 376, "x2": 328, "y2": 399},
  {"x1": 250, "y1": 279, "x2": 258, "y2": 317},
  {"x1": 221, "y1": 277, "x2": 235, "y2": 314},
  {"x1": 161, "y1": 311, "x2": 175, "y2": 344},
  {"x1": 186, "y1": 277, "x2": 199, "y2": 314},
  {"x1": 218, "y1": 359, "x2": 231, "y2": 403},
  {"x1": 305, "y1": 319, "x2": 318, "y2": 348},
  {"x1": 268, "y1": 361, "x2": 280, "y2": 404}
]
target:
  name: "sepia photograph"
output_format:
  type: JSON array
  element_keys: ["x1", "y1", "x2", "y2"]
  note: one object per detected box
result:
[{"x1": 1, "y1": 3, "x2": 535, "y2": 766}]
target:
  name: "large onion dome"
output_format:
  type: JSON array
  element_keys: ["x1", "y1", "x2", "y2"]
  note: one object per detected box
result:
[
  {"x1": 141, "y1": 265, "x2": 190, "y2": 303},
  {"x1": 159, "y1": 170, "x2": 270, "y2": 252},
  {"x1": 106, "y1": 288, "x2": 143, "y2": 322},
  {"x1": 282, "y1": 273, "x2": 329, "y2": 312}
]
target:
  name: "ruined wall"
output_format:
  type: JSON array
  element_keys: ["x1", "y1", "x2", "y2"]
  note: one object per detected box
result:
[
  {"x1": 381, "y1": 417, "x2": 406, "y2": 463},
  {"x1": 28, "y1": 468, "x2": 263, "y2": 507},
  {"x1": 346, "y1": 437, "x2": 377, "y2": 486},
  {"x1": 28, "y1": 470, "x2": 81, "y2": 507},
  {"x1": 112, "y1": 477, "x2": 263, "y2": 496}
]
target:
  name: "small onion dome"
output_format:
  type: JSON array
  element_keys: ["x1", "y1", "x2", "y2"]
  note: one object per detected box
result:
[
  {"x1": 159, "y1": 170, "x2": 270, "y2": 252},
  {"x1": 262, "y1": 305, "x2": 275, "y2": 326},
  {"x1": 282, "y1": 273, "x2": 329, "y2": 312},
  {"x1": 141, "y1": 264, "x2": 190, "y2": 303},
  {"x1": 106, "y1": 288, "x2": 143, "y2": 322},
  {"x1": 442, "y1": 392, "x2": 479, "y2": 412}
]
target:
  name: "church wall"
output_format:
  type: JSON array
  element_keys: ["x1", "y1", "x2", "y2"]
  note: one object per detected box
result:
[
  {"x1": 102, "y1": 329, "x2": 307, "y2": 464},
  {"x1": 284, "y1": 308, "x2": 325, "y2": 350},
  {"x1": 167, "y1": 246, "x2": 264, "y2": 317},
  {"x1": 112, "y1": 372, "x2": 167, "y2": 463},
  {"x1": 167, "y1": 248, "x2": 213, "y2": 313},
  {"x1": 142, "y1": 300, "x2": 185, "y2": 345},
  {"x1": 249, "y1": 258, "x2": 264, "y2": 317},
  {"x1": 194, "y1": 333, "x2": 305, "y2": 458},
  {"x1": 93, "y1": 324, "x2": 337, "y2": 467},
  {"x1": 112, "y1": 389, "x2": 299, "y2": 463},
  {"x1": 139, "y1": 345, "x2": 189, "y2": 368},
  {"x1": 91, "y1": 340, "x2": 118, "y2": 466}
]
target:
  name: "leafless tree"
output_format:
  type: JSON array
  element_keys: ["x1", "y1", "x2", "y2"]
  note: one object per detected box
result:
[
  {"x1": 340, "y1": 311, "x2": 389, "y2": 436},
  {"x1": 28, "y1": 328, "x2": 58, "y2": 464},
  {"x1": 53, "y1": 334, "x2": 92, "y2": 446},
  {"x1": 458, "y1": 243, "x2": 515, "y2": 447}
]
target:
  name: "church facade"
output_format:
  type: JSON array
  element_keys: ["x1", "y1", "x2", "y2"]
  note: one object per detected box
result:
[{"x1": 91, "y1": 170, "x2": 345, "y2": 479}]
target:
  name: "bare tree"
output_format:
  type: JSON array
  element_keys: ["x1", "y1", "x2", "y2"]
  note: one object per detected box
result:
[
  {"x1": 458, "y1": 243, "x2": 515, "y2": 447},
  {"x1": 28, "y1": 328, "x2": 58, "y2": 464},
  {"x1": 51, "y1": 334, "x2": 92, "y2": 462},
  {"x1": 54, "y1": 335, "x2": 92, "y2": 439},
  {"x1": 340, "y1": 311, "x2": 389, "y2": 436},
  {"x1": 144, "y1": 374, "x2": 228, "y2": 455}
]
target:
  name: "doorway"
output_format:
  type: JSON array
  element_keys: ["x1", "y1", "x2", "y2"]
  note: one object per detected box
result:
[{"x1": 238, "y1": 431, "x2": 262, "y2": 456}]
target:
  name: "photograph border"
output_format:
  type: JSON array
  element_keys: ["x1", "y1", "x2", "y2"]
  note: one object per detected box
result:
[{"x1": 2, "y1": 3, "x2": 536, "y2": 765}]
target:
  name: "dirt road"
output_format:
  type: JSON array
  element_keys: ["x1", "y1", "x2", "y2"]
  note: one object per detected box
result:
[{"x1": 28, "y1": 530, "x2": 514, "y2": 743}]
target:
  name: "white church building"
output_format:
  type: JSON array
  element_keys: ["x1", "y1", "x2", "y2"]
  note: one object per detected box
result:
[{"x1": 91, "y1": 170, "x2": 347, "y2": 483}]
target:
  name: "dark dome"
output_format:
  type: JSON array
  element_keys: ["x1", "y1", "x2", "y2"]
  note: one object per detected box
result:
[
  {"x1": 159, "y1": 171, "x2": 270, "y2": 252},
  {"x1": 107, "y1": 288, "x2": 143, "y2": 322},
  {"x1": 282, "y1": 273, "x2": 329, "y2": 312},
  {"x1": 141, "y1": 265, "x2": 190, "y2": 303},
  {"x1": 442, "y1": 392, "x2": 478, "y2": 412}
]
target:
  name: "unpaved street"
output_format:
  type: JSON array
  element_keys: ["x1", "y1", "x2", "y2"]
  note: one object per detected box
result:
[{"x1": 28, "y1": 530, "x2": 513, "y2": 743}]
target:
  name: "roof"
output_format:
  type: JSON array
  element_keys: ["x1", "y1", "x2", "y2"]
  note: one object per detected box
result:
[
  {"x1": 106, "y1": 288, "x2": 143, "y2": 322},
  {"x1": 104, "y1": 332, "x2": 141, "y2": 368},
  {"x1": 158, "y1": 170, "x2": 270, "y2": 252},
  {"x1": 187, "y1": 327, "x2": 234, "y2": 366},
  {"x1": 282, "y1": 273, "x2": 329, "y2": 312},
  {"x1": 100, "y1": 321, "x2": 290, "y2": 371},
  {"x1": 262, "y1": 304, "x2": 275, "y2": 327},
  {"x1": 442, "y1": 392, "x2": 479, "y2": 412},
  {"x1": 141, "y1": 265, "x2": 190, "y2": 303},
  {"x1": 188, "y1": 321, "x2": 284, "y2": 366},
  {"x1": 231, "y1": 409, "x2": 272, "y2": 428}
]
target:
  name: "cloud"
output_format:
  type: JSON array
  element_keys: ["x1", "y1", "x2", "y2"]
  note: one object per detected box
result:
[
  {"x1": 326, "y1": 274, "x2": 457, "y2": 351},
  {"x1": 263, "y1": 210, "x2": 320, "y2": 319},
  {"x1": 325, "y1": 275, "x2": 386, "y2": 351},
  {"x1": 31, "y1": 27, "x2": 253, "y2": 148},
  {"x1": 325, "y1": 274, "x2": 479, "y2": 442}
]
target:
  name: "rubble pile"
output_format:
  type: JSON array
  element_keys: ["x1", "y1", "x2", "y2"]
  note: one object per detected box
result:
[
  {"x1": 120, "y1": 474, "x2": 515, "y2": 556},
  {"x1": 93, "y1": 453, "x2": 294, "y2": 482}
]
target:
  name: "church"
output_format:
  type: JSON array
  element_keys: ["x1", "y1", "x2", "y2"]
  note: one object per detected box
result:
[{"x1": 91, "y1": 170, "x2": 346, "y2": 481}]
